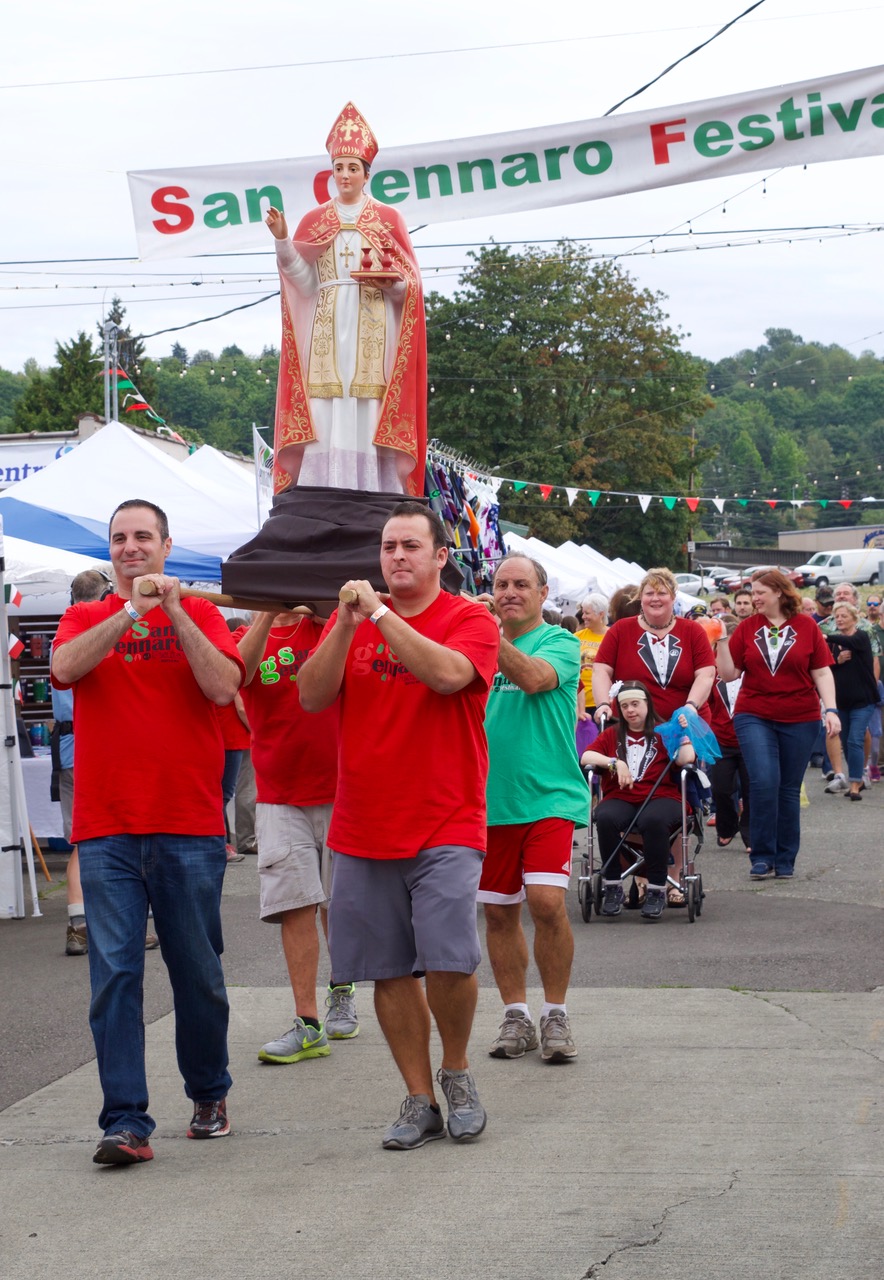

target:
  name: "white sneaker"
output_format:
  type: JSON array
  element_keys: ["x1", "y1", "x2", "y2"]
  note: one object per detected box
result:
[{"x1": 824, "y1": 773, "x2": 848, "y2": 794}]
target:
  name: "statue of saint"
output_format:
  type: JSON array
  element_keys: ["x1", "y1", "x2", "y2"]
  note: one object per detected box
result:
[{"x1": 266, "y1": 102, "x2": 427, "y2": 495}]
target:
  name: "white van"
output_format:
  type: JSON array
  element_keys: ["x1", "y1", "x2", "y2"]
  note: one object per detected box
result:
[{"x1": 796, "y1": 548, "x2": 883, "y2": 587}]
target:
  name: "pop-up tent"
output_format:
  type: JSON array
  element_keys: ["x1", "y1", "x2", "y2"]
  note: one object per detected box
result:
[
  {"x1": 3, "y1": 536, "x2": 113, "y2": 616},
  {"x1": 0, "y1": 423, "x2": 260, "y2": 579}
]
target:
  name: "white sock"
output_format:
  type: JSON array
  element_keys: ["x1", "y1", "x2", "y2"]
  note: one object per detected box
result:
[
  {"x1": 540, "y1": 1001, "x2": 566, "y2": 1018},
  {"x1": 68, "y1": 903, "x2": 85, "y2": 922},
  {"x1": 504, "y1": 1002, "x2": 531, "y2": 1019}
]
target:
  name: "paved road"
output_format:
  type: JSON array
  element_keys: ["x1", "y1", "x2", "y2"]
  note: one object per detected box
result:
[{"x1": 1, "y1": 766, "x2": 881, "y2": 1113}]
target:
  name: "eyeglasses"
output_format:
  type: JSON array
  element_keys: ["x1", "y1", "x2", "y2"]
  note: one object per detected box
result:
[{"x1": 868, "y1": 600, "x2": 881, "y2": 607}]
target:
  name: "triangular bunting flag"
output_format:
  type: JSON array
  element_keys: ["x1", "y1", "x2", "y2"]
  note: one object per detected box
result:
[
  {"x1": 638, "y1": 495, "x2": 652, "y2": 513},
  {"x1": 4, "y1": 583, "x2": 22, "y2": 608},
  {"x1": 712, "y1": 498, "x2": 725, "y2": 514},
  {"x1": 737, "y1": 499, "x2": 749, "y2": 507},
  {"x1": 539, "y1": 485, "x2": 553, "y2": 501},
  {"x1": 662, "y1": 496, "x2": 677, "y2": 510},
  {"x1": 565, "y1": 488, "x2": 579, "y2": 507},
  {"x1": 765, "y1": 499, "x2": 778, "y2": 509},
  {"x1": 818, "y1": 499, "x2": 829, "y2": 509},
  {"x1": 685, "y1": 497, "x2": 700, "y2": 513},
  {"x1": 588, "y1": 490, "x2": 601, "y2": 507},
  {"x1": 790, "y1": 500, "x2": 805, "y2": 508},
  {"x1": 512, "y1": 481, "x2": 528, "y2": 492},
  {"x1": 8, "y1": 632, "x2": 25, "y2": 659},
  {"x1": 837, "y1": 499, "x2": 853, "y2": 509}
]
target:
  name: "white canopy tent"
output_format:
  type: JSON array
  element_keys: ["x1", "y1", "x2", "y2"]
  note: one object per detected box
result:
[
  {"x1": 4, "y1": 536, "x2": 113, "y2": 617},
  {"x1": 0, "y1": 422, "x2": 261, "y2": 570}
]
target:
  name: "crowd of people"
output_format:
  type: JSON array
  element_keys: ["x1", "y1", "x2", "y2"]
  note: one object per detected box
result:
[{"x1": 49, "y1": 505, "x2": 882, "y2": 1167}]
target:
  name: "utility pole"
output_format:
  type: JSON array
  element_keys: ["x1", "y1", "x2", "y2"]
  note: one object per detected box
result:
[{"x1": 103, "y1": 322, "x2": 120, "y2": 422}]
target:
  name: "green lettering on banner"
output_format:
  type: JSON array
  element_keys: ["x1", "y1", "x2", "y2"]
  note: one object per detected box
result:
[
  {"x1": 414, "y1": 164, "x2": 454, "y2": 199},
  {"x1": 372, "y1": 170, "x2": 410, "y2": 204},
  {"x1": 807, "y1": 92, "x2": 825, "y2": 137},
  {"x1": 501, "y1": 153, "x2": 541, "y2": 187},
  {"x1": 457, "y1": 159, "x2": 497, "y2": 193},
  {"x1": 573, "y1": 141, "x2": 613, "y2": 176},
  {"x1": 871, "y1": 93, "x2": 884, "y2": 127},
  {"x1": 246, "y1": 185, "x2": 283, "y2": 223},
  {"x1": 737, "y1": 114, "x2": 775, "y2": 151},
  {"x1": 203, "y1": 192, "x2": 243, "y2": 228},
  {"x1": 544, "y1": 146, "x2": 570, "y2": 180},
  {"x1": 694, "y1": 120, "x2": 734, "y2": 157},
  {"x1": 828, "y1": 98, "x2": 866, "y2": 132}
]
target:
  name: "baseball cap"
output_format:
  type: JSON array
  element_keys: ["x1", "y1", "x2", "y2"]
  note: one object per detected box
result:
[{"x1": 815, "y1": 586, "x2": 835, "y2": 604}]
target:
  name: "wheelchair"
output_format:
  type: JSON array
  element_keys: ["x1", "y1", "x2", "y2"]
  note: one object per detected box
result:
[{"x1": 577, "y1": 765, "x2": 706, "y2": 924}]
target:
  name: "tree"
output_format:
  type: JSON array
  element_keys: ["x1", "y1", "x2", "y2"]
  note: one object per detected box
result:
[
  {"x1": 12, "y1": 332, "x2": 104, "y2": 432},
  {"x1": 0, "y1": 366, "x2": 27, "y2": 432},
  {"x1": 425, "y1": 242, "x2": 711, "y2": 564},
  {"x1": 97, "y1": 297, "x2": 158, "y2": 407},
  {"x1": 170, "y1": 342, "x2": 189, "y2": 363}
]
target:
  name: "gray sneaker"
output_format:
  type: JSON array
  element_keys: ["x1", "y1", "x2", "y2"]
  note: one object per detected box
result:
[
  {"x1": 436, "y1": 1067, "x2": 487, "y2": 1141},
  {"x1": 382, "y1": 1094, "x2": 445, "y2": 1150},
  {"x1": 824, "y1": 773, "x2": 848, "y2": 793},
  {"x1": 489, "y1": 1010, "x2": 539, "y2": 1059},
  {"x1": 539, "y1": 1008, "x2": 578, "y2": 1063},
  {"x1": 325, "y1": 983, "x2": 359, "y2": 1039},
  {"x1": 258, "y1": 1018, "x2": 330, "y2": 1064},
  {"x1": 65, "y1": 923, "x2": 88, "y2": 956}
]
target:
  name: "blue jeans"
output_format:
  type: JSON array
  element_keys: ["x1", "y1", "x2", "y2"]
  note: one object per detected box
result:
[
  {"x1": 839, "y1": 704, "x2": 876, "y2": 782},
  {"x1": 79, "y1": 833, "x2": 231, "y2": 1138},
  {"x1": 734, "y1": 715, "x2": 820, "y2": 875}
]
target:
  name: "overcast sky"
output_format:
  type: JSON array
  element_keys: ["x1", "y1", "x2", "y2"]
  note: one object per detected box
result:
[{"x1": 3, "y1": 1, "x2": 883, "y2": 377}]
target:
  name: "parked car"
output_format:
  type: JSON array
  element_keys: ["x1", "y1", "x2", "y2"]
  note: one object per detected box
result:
[
  {"x1": 695, "y1": 565, "x2": 733, "y2": 585},
  {"x1": 795, "y1": 549, "x2": 883, "y2": 588},
  {"x1": 720, "y1": 565, "x2": 808, "y2": 592},
  {"x1": 674, "y1": 572, "x2": 715, "y2": 596}
]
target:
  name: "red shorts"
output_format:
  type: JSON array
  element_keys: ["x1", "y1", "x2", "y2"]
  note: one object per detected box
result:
[{"x1": 477, "y1": 817, "x2": 574, "y2": 904}]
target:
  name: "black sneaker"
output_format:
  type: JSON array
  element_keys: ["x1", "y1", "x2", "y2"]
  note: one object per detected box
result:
[
  {"x1": 93, "y1": 1130, "x2": 154, "y2": 1165},
  {"x1": 187, "y1": 1098, "x2": 230, "y2": 1139},
  {"x1": 601, "y1": 883, "x2": 624, "y2": 916},
  {"x1": 640, "y1": 887, "x2": 666, "y2": 920}
]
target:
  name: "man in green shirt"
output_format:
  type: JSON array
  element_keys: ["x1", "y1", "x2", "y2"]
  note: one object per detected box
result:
[{"x1": 478, "y1": 553, "x2": 588, "y2": 1065}]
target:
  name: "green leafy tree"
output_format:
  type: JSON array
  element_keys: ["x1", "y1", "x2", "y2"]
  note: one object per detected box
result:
[
  {"x1": 12, "y1": 332, "x2": 104, "y2": 432},
  {"x1": 97, "y1": 297, "x2": 158, "y2": 409},
  {"x1": 426, "y1": 242, "x2": 711, "y2": 564},
  {"x1": 0, "y1": 366, "x2": 27, "y2": 432}
]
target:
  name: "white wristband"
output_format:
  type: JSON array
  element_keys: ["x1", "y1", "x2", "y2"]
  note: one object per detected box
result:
[
  {"x1": 122, "y1": 600, "x2": 140, "y2": 622},
  {"x1": 370, "y1": 604, "x2": 390, "y2": 624}
]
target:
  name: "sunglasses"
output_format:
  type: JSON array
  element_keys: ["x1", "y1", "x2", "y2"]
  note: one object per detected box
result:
[
  {"x1": 868, "y1": 600, "x2": 881, "y2": 607},
  {"x1": 768, "y1": 624, "x2": 782, "y2": 649}
]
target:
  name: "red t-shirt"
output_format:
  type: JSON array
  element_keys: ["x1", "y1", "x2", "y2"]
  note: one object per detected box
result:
[
  {"x1": 593, "y1": 725, "x2": 682, "y2": 803},
  {"x1": 235, "y1": 618, "x2": 338, "y2": 806},
  {"x1": 594, "y1": 616, "x2": 715, "y2": 723},
  {"x1": 53, "y1": 595, "x2": 245, "y2": 842},
  {"x1": 316, "y1": 591, "x2": 500, "y2": 860},
  {"x1": 729, "y1": 612, "x2": 833, "y2": 723},
  {"x1": 709, "y1": 675, "x2": 742, "y2": 751},
  {"x1": 215, "y1": 701, "x2": 251, "y2": 751}
]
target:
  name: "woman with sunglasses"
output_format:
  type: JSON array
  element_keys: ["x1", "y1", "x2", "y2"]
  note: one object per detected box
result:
[{"x1": 715, "y1": 569, "x2": 839, "y2": 880}]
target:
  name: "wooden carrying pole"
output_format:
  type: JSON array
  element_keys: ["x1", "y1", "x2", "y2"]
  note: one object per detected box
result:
[{"x1": 137, "y1": 583, "x2": 361, "y2": 612}]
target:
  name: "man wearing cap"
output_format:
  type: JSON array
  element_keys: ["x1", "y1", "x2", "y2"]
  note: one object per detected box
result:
[
  {"x1": 265, "y1": 103, "x2": 426, "y2": 497},
  {"x1": 812, "y1": 585, "x2": 835, "y2": 624}
]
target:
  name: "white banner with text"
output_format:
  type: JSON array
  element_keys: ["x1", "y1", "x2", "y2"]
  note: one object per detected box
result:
[{"x1": 128, "y1": 63, "x2": 884, "y2": 260}]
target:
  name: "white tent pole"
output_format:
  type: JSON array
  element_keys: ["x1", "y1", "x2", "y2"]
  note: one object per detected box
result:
[{"x1": 0, "y1": 516, "x2": 40, "y2": 917}]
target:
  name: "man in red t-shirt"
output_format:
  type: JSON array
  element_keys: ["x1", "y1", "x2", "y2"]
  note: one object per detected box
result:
[
  {"x1": 236, "y1": 609, "x2": 359, "y2": 1064},
  {"x1": 298, "y1": 501, "x2": 500, "y2": 1151},
  {"x1": 51, "y1": 500, "x2": 244, "y2": 1167}
]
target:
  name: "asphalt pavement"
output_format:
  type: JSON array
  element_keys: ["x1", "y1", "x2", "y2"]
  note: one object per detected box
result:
[{"x1": 1, "y1": 767, "x2": 882, "y2": 1279}]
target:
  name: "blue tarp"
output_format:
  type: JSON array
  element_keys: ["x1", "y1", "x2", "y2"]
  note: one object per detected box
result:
[{"x1": 0, "y1": 498, "x2": 222, "y2": 581}]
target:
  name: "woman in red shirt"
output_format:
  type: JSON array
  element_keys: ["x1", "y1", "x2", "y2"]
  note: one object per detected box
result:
[
  {"x1": 716, "y1": 569, "x2": 839, "y2": 880},
  {"x1": 582, "y1": 680, "x2": 695, "y2": 921}
]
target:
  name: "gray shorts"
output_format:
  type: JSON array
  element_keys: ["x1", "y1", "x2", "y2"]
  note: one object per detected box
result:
[
  {"x1": 59, "y1": 768, "x2": 74, "y2": 844},
  {"x1": 328, "y1": 845, "x2": 484, "y2": 981},
  {"x1": 256, "y1": 802, "x2": 333, "y2": 923}
]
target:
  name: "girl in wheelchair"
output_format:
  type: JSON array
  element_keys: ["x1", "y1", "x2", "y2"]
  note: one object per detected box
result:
[{"x1": 581, "y1": 679, "x2": 696, "y2": 920}]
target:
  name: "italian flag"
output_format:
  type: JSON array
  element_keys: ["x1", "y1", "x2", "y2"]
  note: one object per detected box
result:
[
  {"x1": 8, "y1": 632, "x2": 25, "y2": 659},
  {"x1": 4, "y1": 583, "x2": 22, "y2": 607}
]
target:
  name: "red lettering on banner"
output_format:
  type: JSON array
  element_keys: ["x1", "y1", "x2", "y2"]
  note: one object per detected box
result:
[
  {"x1": 151, "y1": 186, "x2": 195, "y2": 235},
  {"x1": 313, "y1": 170, "x2": 333, "y2": 204},
  {"x1": 649, "y1": 119, "x2": 687, "y2": 165}
]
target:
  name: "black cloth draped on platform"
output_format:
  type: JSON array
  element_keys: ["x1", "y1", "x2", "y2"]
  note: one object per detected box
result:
[{"x1": 222, "y1": 485, "x2": 463, "y2": 613}]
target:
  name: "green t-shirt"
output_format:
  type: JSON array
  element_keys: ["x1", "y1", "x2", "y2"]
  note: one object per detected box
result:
[{"x1": 485, "y1": 622, "x2": 588, "y2": 828}]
